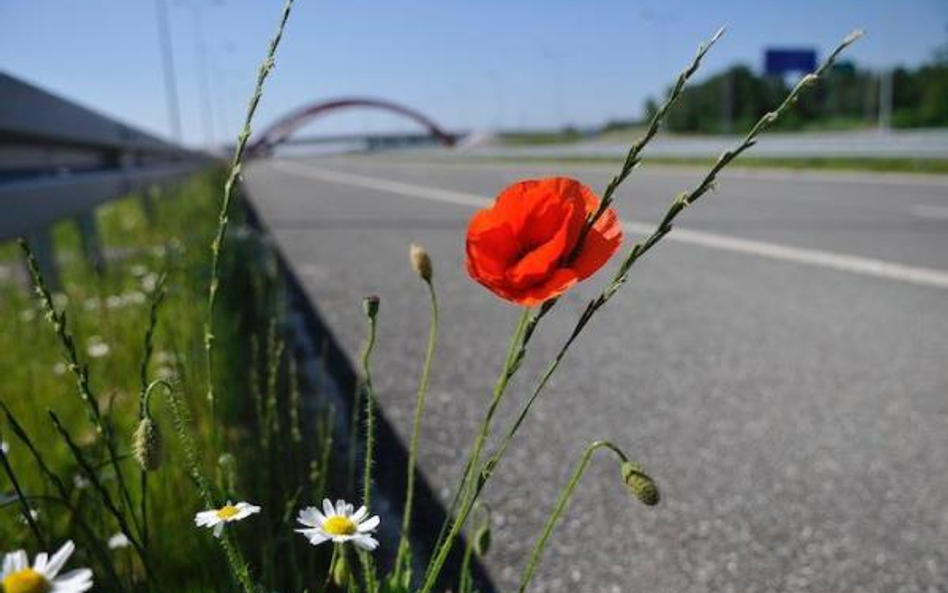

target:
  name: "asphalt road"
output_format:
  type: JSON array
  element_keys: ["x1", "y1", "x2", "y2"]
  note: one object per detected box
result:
[{"x1": 245, "y1": 155, "x2": 948, "y2": 593}]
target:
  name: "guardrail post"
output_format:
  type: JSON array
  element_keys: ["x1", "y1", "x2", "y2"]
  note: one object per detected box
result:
[
  {"x1": 23, "y1": 229, "x2": 61, "y2": 291},
  {"x1": 76, "y1": 211, "x2": 105, "y2": 275},
  {"x1": 141, "y1": 184, "x2": 162, "y2": 223}
]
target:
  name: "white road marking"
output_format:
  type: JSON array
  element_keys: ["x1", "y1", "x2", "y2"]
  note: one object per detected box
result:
[
  {"x1": 271, "y1": 159, "x2": 948, "y2": 290},
  {"x1": 912, "y1": 204, "x2": 948, "y2": 220},
  {"x1": 307, "y1": 155, "x2": 948, "y2": 189}
]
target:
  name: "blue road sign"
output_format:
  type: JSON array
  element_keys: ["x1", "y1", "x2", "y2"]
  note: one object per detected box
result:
[{"x1": 765, "y1": 49, "x2": 817, "y2": 75}]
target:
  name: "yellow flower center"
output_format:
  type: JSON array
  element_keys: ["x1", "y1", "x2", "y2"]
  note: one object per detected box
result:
[
  {"x1": 216, "y1": 505, "x2": 240, "y2": 520},
  {"x1": 323, "y1": 515, "x2": 357, "y2": 536},
  {"x1": 3, "y1": 568, "x2": 51, "y2": 593}
]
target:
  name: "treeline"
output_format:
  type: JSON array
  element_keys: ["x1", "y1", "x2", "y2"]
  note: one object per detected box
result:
[{"x1": 640, "y1": 51, "x2": 948, "y2": 133}]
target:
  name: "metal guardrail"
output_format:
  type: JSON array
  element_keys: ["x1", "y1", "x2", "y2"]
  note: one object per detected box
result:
[{"x1": 0, "y1": 71, "x2": 208, "y2": 241}]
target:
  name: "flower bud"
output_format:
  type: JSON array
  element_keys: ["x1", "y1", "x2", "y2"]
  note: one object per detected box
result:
[
  {"x1": 133, "y1": 417, "x2": 163, "y2": 472},
  {"x1": 621, "y1": 461, "x2": 659, "y2": 506},
  {"x1": 331, "y1": 549, "x2": 351, "y2": 587},
  {"x1": 409, "y1": 243, "x2": 433, "y2": 282},
  {"x1": 362, "y1": 295, "x2": 380, "y2": 318}
]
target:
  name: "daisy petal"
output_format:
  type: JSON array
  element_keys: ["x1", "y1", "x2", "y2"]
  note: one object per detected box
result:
[
  {"x1": 213, "y1": 523, "x2": 225, "y2": 538},
  {"x1": 301, "y1": 530, "x2": 330, "y2": 547},
  {"x1": 357, "y1": 516, "x2": 380, "y2": 533},
  {"x1": 351, "y1": 506, "x2": 368, "y2": 523},
  {"x1": 52, "y1": 567, "x2": 94, "y2": 592},
  {"x1": 4, "y1": 550, "x2": 28, "y2": 575},
  {"x1": 322, "y1": 499, "x2": 335, "y2": 517},
  {"x1": 33, "y1": 552, "x2": 48, "y2": 574},
  {"x1": 352, "y1": 535, "x2": 379, "y2": 551},
  {"x1": 44, "y1": 540, "x2": 75, "y2": 579},
  {"x1": 297, "y1": 507, "x2": 325, "y2": 527}
]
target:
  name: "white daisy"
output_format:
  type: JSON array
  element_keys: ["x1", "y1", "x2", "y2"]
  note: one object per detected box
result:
[
  {"x1": 1, "y1": 540, "x2": 93, "y2": 593},
  {"x1": 85, "y1": 337, "x2": 110, "y2": 359},
  {"x1": 296, "y1": 499, "x2": 380, "y2": 551},
  {"x1": 107, "y1": 533, "x2": 130, "y2": 550},
  {"x1": 194, "y1": 501, "x2": 261, "y2": 538}
]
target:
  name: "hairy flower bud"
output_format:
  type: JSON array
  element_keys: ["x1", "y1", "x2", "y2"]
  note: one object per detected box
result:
[
  {"x1": 331, "y1": 549, "x2": 351, "y2": 587},
  {"x1": 362, "y1": 295, "x2": 380, "y2": 318},
  {"x1": 409, "y1": 242, "x2": 433, "y2": 282},
  {"x1": 133, "y1": 417, "x2": 163, "y2": 472},
  {"x1": 621, "y1": 461, "x2": 659, "y2": 506}
]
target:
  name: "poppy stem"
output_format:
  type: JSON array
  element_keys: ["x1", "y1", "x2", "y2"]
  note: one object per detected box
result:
[
  {"x1": 517, "y1": 440, "x2": 630, "y2": 593},
  {"x1": 360, "y1": 298, "x2": 380, "y2": 511},
  {"x1": 397, "y1": 277, "x2": 439, "y2": 573},
  {"x1": 419, "y1": 307, "x2": 530, "y2": 593},
  {"x1": 431, "y1": 31, "x2": 863, "y2": 592},
  {"x1": 477, "y1": 29, "x2": 864, "y2": 505}
]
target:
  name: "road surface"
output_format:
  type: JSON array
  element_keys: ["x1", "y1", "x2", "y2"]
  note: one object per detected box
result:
[{"x1": 245, "y1": 155, "x2": 948, "y2": 593}]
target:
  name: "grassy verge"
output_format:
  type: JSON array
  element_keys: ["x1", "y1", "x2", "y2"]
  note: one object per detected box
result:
[
  {"x1": 0, "y1": 171, "x2": 333, "y2": 591},
  {"x1": 467, "y1": 154, "x2": 948, "y2": 174}
]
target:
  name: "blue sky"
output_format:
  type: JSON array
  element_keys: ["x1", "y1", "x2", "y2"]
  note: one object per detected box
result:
[{"x1": 1, "y1": 0, "x2": 946, "y2": 147}]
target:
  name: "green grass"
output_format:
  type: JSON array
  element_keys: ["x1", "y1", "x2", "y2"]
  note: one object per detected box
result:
[
  {"x1": 468, "y1": 154, "x2": 948, "y2": 174},
  {"x1": 0, "y1": 171, "x2": 333, "y2": 591},
  {"x1": 499, "y1": 130, "x2": 586, "y2": 146}
]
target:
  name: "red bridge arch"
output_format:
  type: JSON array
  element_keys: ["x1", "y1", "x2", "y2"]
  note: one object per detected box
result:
[{"x1": 248, "y1": 97, "x2": 456, "y2": 155}]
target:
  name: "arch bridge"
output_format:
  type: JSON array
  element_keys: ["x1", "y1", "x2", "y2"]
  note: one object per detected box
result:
[{"x1": 248, "y1": 97, "x2": 457, "y2": 156}]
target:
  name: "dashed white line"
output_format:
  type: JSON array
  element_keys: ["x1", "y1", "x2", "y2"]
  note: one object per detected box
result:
[{"x1": 271, "y1": 159, "x2": 948, "y2": 290}]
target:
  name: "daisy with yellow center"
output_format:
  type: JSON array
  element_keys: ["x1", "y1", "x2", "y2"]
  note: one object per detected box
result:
[
  {"x1": 1, "y1": 540, "x2": 93, "y2": 593},
  {"x1": 296, "y1": 498, "x2": 380, "y2": 551},
  {"x1": 194, "y1": 501, "x2": 261, "y2": 538}
]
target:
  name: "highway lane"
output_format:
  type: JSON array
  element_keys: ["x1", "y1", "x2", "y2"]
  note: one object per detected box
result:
[{"x1": 245, "y1": 155, "x2": 948, "y2": 593}]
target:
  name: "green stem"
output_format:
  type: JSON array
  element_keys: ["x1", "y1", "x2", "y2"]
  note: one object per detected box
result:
[
  {"x1": 17, "y1": 239, "x2": 141, "y2": 538},
  {"x1": 399, "y1": 280, "x2": 439, "y2": 550},
  {"x1": 1, "y1": 401, "x2": 127, "y2": 592},
  {"x1": 204, "y1": 0, "x2": 294, "y2": 443},
  {"x1": 359, "y1": 549, "x2": 378, "y2": 593},
  {"x1": 360, "y1": 303, "x2": 379, "y2": 510},
  {"x1": 321, "y1": 544, "x2": 339, "y2": 593},
  {"x1": 138, "y1": 273, "x2": 166, "y2": 553},
  {"x1": 418, "y1": 308, "x2": 529, "y2": 593},
  {"x1": 48, "y1": 411, "x2": 152, "y2": 576},
  {"x1": 158, "y1": 378, "x2": 257, "y2": 593},
  {"x1": 466, "y1": 26, "x2": 867, "y2": 523},
  {"x1": 517, "y1": 441, "x2": 629, "y2": 593},
  {"x1": 0, "y1": 442, "x2": 45, "y2": 548}
]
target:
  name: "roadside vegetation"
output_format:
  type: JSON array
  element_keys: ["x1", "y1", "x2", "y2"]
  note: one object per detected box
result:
[
  {"x1": 1, "y1": 2, "x2": 867, "y2": 591},
  {"x1": 0, "y1": 170, "x2": 335, "y2": 591}
]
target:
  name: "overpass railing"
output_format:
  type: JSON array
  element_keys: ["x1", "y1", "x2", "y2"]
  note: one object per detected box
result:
[
  {"x1": 0, "y1": 71, "x2": 208, "y2": 241},
  {"x1": 0, "y1": 71, "x2": 210, "y2": 284}
]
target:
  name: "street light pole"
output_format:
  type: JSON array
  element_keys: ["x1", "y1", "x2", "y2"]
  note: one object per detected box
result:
[
  {"x1": 155, "y1": 0, "x2": 182, "y2": 142},
  {"x1": 878, "y1": 68, "x2": 893, "y2": 131}
]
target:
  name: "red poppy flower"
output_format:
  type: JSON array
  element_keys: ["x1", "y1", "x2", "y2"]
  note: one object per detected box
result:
[{"x1": 465, "y1": 177, "x2": 623, "y2": 306}]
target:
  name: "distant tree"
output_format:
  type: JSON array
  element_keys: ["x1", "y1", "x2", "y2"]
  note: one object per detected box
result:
[{"x1": 641, "y1": 52, "x2": 948, "y2": 132}]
